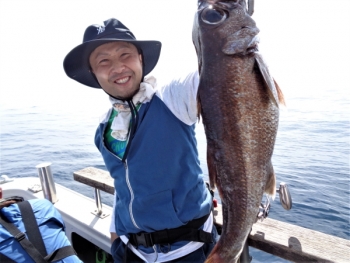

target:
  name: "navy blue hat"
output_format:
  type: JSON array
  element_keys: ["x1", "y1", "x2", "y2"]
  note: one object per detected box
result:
[{"x1": 63, "y1": 18, "x2": 162, "y2": 89}]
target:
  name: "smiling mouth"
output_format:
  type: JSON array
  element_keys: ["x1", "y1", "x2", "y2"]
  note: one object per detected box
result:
[{"x1": 115, "y1": 76, "x2": 130, "y2": 84}]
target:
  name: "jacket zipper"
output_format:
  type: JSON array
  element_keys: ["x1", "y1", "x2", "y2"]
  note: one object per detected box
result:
[
  {"x1": 124, "y1": 161, "x2": 140, "y2": 229},
  {"x1": 102, "y1": 108, "x2": 140, "y2": 230}
]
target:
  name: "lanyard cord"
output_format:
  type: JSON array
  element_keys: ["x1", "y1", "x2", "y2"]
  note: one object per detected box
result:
[{"x1": 121, "y1": 100, "x2": 139, "y2": 163}]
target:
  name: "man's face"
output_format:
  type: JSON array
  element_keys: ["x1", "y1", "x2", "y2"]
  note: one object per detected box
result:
[{"x1": 89, "y1": 42, "x2": 143, "y2": 99}]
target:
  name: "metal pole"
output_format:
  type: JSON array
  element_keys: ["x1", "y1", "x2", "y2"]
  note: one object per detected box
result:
[
  {"x1": 94, "y1": 188, "x2": 102, "y2": 215},
  {"x1": 36, "y1": 162, "x2": 58, "y2": 203},
  {"x1": 239, "y1": 238, "x2": 252, "y2": 263},
  {"x1": 277, "y1": 182, "x2": 292, "y2": 210}
]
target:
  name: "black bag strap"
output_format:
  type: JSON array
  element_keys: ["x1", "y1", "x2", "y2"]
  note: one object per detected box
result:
[
  {"x1": 17, "y1": 201, "x2": 47, "y2": 256},
  {"x1": 44, "y1": 245, "x2": 77, "y2": 262},
  {"x1": 0, "y1": 252, "x2": 17, "y2": 263},
  {"x1": 0, "y1": 213, "x2": 48, "y2": 263},
  {"x1": 0, "y1": 200, "x2": 77, "y2": 262}
]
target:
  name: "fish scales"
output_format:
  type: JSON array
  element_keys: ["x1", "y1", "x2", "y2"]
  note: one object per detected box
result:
[{"x1": 193, "y1": 1, "x2": 283, "y2": 262}]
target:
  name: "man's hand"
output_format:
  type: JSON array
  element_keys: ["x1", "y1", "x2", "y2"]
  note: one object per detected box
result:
[{"x1": 110, "y1": 232, "x2": 118, "y2": 243}]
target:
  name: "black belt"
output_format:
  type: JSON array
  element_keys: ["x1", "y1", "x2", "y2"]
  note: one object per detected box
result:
[{"x1": 129, "y1": 213, "x2": 213, "y2": 248}]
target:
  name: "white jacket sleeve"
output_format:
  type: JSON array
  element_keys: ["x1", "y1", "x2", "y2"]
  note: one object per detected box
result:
[
  {"x1": 109, "y1": 192, "x2": 116, "y2": 233},
  {"x1": 156, "y1": 71, "x2": 199, "y2": 126}
]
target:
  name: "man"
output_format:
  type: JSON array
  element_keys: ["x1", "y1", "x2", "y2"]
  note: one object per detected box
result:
[{"x1": 63, "y1": 18, "x2": 217, "y2": 263}]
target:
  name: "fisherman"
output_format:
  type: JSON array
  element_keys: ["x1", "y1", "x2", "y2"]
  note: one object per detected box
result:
[{"x1": 63, "y1": 18, "x2": 218, "y2": 262}]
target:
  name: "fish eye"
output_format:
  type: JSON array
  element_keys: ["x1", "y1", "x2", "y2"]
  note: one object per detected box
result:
[{"x1": 201, "y1": 6, "x2": 227, "y2": 24}]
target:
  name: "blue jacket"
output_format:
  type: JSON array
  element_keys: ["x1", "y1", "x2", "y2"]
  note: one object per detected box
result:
[
  {"x1": 95, "y1": 94, "x2": 212, "y2": 236},
  {"x1": 0, "y1": 199, "x2": 81, "y2": 263}
]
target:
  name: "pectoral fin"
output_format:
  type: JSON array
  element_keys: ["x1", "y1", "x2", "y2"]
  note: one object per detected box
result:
[{"x1": 255, "y1": 52, "x2": 285, "y2": 107}]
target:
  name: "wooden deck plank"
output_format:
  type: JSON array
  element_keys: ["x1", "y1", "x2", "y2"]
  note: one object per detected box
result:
[
  {"x1": 250, "y1": 217, "x2": 350, "y2": 263},
  {"x1": 73, "y1": 167, "x2": 114, "y2": 194},
  {"x1": 73, "y1": 167, "x2": 350, "y2": 263},
  {"x1": 214, "y1": 203, "x2": 350, "y2": 263}
]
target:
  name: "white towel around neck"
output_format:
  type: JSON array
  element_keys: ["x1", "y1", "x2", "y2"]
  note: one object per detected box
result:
[{"x1": 108, "y1": 76, "x2": 157, "y2": 141}]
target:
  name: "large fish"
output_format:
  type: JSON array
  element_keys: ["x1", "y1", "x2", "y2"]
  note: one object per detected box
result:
[{"x1": 192, "y1": 0, "x2": 285, "y2": 262}]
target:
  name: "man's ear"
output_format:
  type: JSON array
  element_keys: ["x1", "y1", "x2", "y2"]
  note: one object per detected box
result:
[{"x1": 139, "y1": 54, "x2": 142, "y2": 62}]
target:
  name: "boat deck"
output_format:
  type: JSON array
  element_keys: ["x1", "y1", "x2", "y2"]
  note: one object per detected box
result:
[
  {"x1": 74, "y1": 166, "x2": 350, "y2": 263},
  {"x1": 1, "y1": 167, "x2": 349, "y2": 263}
]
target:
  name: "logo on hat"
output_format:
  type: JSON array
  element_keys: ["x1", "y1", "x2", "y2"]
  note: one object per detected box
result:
[{"x1": 97, "y1": 26, "x2": 105, "y2": 35}]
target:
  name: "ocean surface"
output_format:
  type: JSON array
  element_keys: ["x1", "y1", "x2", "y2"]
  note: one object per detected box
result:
[{"x1": 0, "y1": 0, "x2": 349, "y2": 262}]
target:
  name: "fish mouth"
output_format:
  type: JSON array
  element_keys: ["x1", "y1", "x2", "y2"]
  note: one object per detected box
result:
[
  {"x1": 245, "y1": 45, "x2": 258, "y2": 54},
  {"x1": 222, "y1": 27, "x2": 260, "y2": 55},
  {"x1": 243, "y1": 26, "x2": 260, "y2": 50}
]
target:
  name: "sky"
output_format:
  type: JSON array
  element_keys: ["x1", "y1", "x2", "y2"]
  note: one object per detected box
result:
[
  {"x1": 0, "y1": 0, "x2": 198, "y2": 112},
  {"x1": 0, "y1": 0, "x2": 349, "y2": 116}
]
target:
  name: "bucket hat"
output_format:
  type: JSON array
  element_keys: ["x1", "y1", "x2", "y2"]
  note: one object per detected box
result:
[{"x1": 63, "y1": 18, "x2": 162, "y2": 89}]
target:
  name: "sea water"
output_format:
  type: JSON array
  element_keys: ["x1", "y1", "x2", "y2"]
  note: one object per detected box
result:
[{"x1": 0, "y1": 1, "x2": 349, "y2": 262}]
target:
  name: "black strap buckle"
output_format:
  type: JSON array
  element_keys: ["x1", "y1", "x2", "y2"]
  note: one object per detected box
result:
[
  {"x1": 131, "y1": 232, "x2": 154, "y2": 248},
  {"x1": 15, "y1": 232, "x2": 26, "y2": 242},
  {"x1": 198, "y1": 229, "x2": 213, "y2": 243}
]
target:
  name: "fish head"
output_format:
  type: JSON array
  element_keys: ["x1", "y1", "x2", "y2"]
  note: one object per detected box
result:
[{"x1": 193, "y1": 0, "x2": 260, "y2": 66}]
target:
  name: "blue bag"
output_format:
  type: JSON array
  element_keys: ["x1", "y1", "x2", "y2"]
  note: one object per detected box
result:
[{"x1": 0, "y1": 198, "x2": 82, "y2": 263}]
